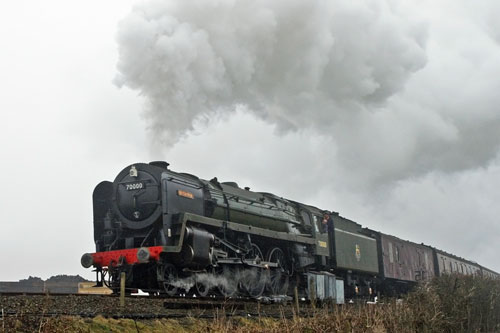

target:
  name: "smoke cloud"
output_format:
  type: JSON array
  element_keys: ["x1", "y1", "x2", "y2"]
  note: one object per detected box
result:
[
  {"x1": 115, "y1": 0, "x2": 427, "y2": 144},
  {"x1": 116, "y1": 0, "x2": 500, "y2": 190},
  {"x1": 114, "y1": 0, "x2": 500, "y2": 192}
]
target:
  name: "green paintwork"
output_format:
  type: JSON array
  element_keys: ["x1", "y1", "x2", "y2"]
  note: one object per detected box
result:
[
  {"x1": 314, "y1": 233, "x2": 330, "y2": 256},
  {"x1": 164, "y1": 212, "x2": 316, "y2": 253},
  {"x1": 334, "y1": 228, "x2": 379, "y2": 274},
  {"x1": 207, "y1": 182, "x2": 300, "y2": 233},
  {"x1": 201, "y1": 178, "x2": 379, "y2": 274}
]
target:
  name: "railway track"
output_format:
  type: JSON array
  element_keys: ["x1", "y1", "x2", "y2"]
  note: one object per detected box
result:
[
  {"x1": 0, "y1": 290, "x2": 246, "y2": 297},
  {"x1": 0, "y1": 292, "x2": 303, "y2": 321},
  {"x1": 0, "y1": 310, "x2": 296, "y2": 320},
  {"x1": 0, "y1": 289, "x2": 296, "y2": 304}
]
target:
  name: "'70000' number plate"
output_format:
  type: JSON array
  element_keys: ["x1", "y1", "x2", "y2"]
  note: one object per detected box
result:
[{"x1": 125, "y1": 182, "x2": 144, "y2": 191}]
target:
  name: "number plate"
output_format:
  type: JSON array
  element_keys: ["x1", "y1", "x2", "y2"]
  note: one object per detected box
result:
[{"x1": 125, "y1": 182, "x2": 145, "y2": 191}]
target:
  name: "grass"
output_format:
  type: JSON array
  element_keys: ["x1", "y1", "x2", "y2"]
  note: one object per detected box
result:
[{"x1": 1, "y1": 275, "x2": 499, "y2": 332}]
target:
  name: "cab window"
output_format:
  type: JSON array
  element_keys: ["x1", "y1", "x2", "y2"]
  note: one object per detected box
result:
[{"x1": 312, "y1": 215, "x2": 320, "y2": 233}]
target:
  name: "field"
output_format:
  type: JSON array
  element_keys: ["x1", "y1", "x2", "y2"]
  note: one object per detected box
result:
[{"x1": 1, "y1": 275, "x2": 499, "y2": 333}]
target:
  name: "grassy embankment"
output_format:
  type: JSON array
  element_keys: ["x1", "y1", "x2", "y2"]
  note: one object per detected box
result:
[{"x1": 3, "y1": 274, "x2": 499, "y2": 332}]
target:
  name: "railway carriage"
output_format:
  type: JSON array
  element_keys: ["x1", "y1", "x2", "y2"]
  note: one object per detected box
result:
[
  {"x1": 481, "y1": 266, "x2": 499, "y2": 279},
  {"x1": 433, "y1": 249, "x2": 481, "y2": 276},
  {"x1": 368, "y1": 231, "x2": 436, "y2": 295}
]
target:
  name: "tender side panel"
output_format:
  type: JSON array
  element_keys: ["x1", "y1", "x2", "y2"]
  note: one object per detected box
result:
[
  {"x1": 334, "y1": 216, "x2": 364, "y2": 233},
  {"x1": 335, "y1": 228, "x2": 379, "y2": 274},
  {"x1": 380, "y1": 233, "x2": 435, "y2": 282},
  {"x1": 435, "y1": 251, "x2": 481, "y2": 276}
]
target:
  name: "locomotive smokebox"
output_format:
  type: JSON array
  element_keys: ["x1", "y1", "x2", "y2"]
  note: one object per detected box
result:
[{"x1": 112, "y1": 163, "x2": 166, "y2": 230}]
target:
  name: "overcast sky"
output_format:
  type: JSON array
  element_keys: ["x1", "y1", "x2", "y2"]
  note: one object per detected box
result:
[{"x1": 1, "y1": 0, "x2": 499, "y2": 281}]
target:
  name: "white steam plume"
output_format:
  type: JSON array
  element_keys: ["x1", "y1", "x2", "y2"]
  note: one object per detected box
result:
[
  {"x1": 115, "y1": 0, "x2": 500, "y2": 190},
  {"x1": 115, "y1": 0, "x2": 427, "y2": 144}
]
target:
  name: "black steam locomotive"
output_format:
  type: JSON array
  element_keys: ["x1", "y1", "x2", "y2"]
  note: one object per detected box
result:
[{"x1": 81, "y1": 162, "x2": 498, "y2": 299}]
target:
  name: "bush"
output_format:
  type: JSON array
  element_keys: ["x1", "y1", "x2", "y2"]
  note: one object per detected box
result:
[
  {"x1": 209, "y1": 275, "x2": 500, "y2": 332},
  {"x1": 404, "y1": 274, "x2": 500, "y2": 332}
]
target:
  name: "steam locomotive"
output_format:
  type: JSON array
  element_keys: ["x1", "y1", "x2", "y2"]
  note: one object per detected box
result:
[{"x1": 81, "y1": 162, "x2": 498, "y2": 299}]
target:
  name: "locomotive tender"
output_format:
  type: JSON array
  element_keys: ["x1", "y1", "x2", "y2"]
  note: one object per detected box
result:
[{"x1": 81, "y1": 162, "x2": 498, "y2": 299}]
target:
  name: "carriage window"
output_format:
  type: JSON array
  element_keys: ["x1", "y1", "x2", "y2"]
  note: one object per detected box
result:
[{"x1": 388, "y1": 242, "x2": 394, "y2": 263}]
